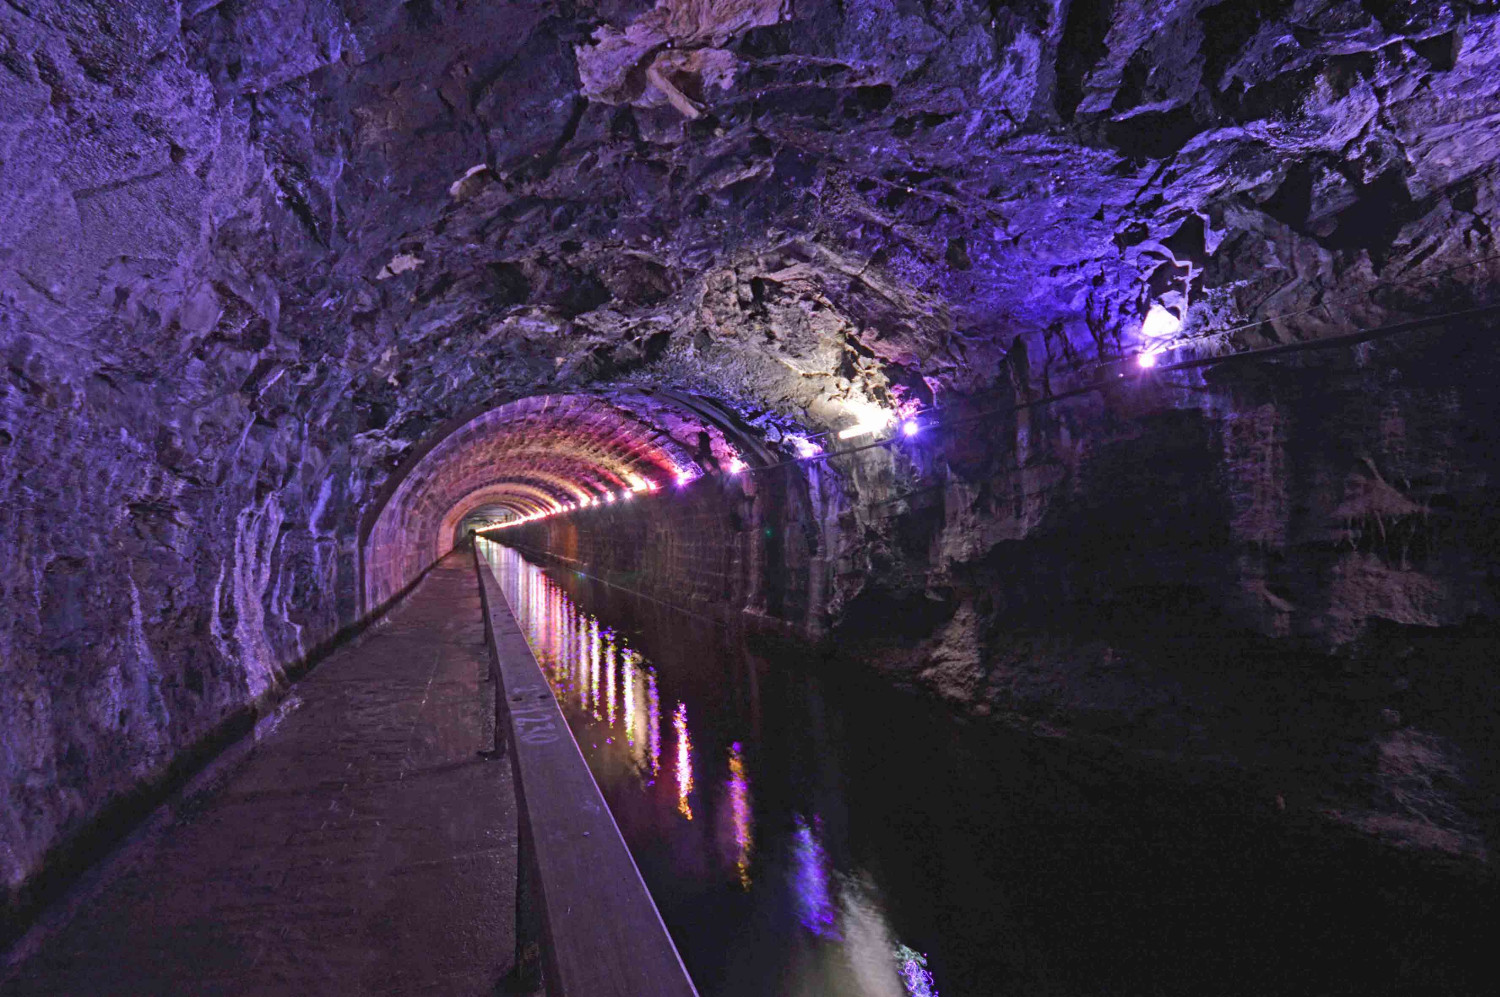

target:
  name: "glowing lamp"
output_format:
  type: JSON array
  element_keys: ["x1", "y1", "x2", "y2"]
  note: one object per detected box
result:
[
  {"x1": 790, "y1": 436, "x2": 822, "y2": 459},
  {"x1": 901, "y1": 419, "x2": 920, "y2": 437},
  {"x1": 837, "y1": 400, "x2": 895, "y2": 440},
  {"x1": 675, "y1": 472, "x2": 691, "y2": 487},
  {"x1": 1136, "y1": 351, "x2": 1158, "y2": 369},
  {"x1": 1141, "y1": 304, "x2": 1181, "y2": 340},
  {"x1": 605, "y1": 492, "x2": 615, "y2": 503},
  {"x1": 728, "y1": 457, "x2": 746, "y2": 475}
]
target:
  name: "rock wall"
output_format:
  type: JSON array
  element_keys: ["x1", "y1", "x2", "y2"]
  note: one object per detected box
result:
[
  {"x1": 502, "y1": 314, "x2": 1500, "y2": 860},
  {"x1": 492, "y1": 459, "x2": 835, "y2": 633},
  {"x1": 835, "y1": 318, "x2": 1500, "y2": 860}
]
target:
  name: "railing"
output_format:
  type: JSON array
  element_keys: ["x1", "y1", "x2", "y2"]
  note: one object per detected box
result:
[{"x1": 472, "y1": 537, "x2": 699, "y2": 997}]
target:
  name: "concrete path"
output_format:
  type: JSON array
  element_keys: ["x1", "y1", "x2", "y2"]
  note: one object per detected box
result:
[{"x1": 2, "y1": 552, "x2": 517, "y2": 996}]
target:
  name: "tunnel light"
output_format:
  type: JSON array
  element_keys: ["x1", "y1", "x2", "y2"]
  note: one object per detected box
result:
[
  {"x1": 789, "y1": 435, "x2": 822, "y2": 459},
  {"x1": 1137, "y1": 350, "x2": 1160, "y2": 369},
  {"x1": 837, "y1": 401, "x2": 895, "y2": 440},
  {"x1": 605, "y1": 492, "x2": 616, "y2": 503},
  {"x1": 901, "y1": 419, "x2": 920, "y2": 437},
  {"x1": 676, "y1": 472, "x2": 691, "y2": 487},
  {"x1": 727, "y1": 456, "x2": 746, "y2": 475},
  {"x1": 1141, "y1": 304, "x2": 1181, "y2": 341}
]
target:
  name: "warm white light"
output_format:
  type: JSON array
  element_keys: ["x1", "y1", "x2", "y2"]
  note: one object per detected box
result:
[
  {"x1": 837, "y1": 401, "x2": 895, "y2": 440},
  {"x1": 1141, "y1": 304, "x2": 1181, "y2": 340},
  {"x1": 676, "y1": 472, "x2": 691, "y2": 487},
  {"x1": 605, "y1": 492, "x2": 615, "y2": 503},
  {"x1": 728, "y1": 456, "x2": 746, "y2": 474},
  {"x1": 790, "y1": 435, "x2": 822, "y2": 458}
]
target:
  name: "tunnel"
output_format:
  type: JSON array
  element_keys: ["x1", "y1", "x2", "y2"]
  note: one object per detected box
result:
[{"x1": 2, "y1": 1, "x2": 1500, "y2": 995}]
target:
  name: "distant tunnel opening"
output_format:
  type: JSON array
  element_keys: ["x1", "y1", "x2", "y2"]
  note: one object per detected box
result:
[{"x1": 360, "y1": 391, "x2": 768, "y2": 611}]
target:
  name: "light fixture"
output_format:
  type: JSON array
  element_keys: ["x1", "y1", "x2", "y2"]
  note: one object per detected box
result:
[
  {"x1": 901, "y1": 419, "x2": 920, "y2": 437},
  {"x1": 789, "y1": 435, "x2": 822, "y2": 458},
  {"x1": 728, "y1": 456, "x2": 746, "y2": 474},
  {"x1": 1137, "y1": 350, "x2": 1159, "y2": 369},
  {"x1": 836, "y1": 400, "x2": 895, "y2": 440},
  {"x1": 676, "y1": 472, "x2": 691, "y2": 487},
  {"x1": 1140, "y1": 304, "x2": 1181, "y2": 341}
]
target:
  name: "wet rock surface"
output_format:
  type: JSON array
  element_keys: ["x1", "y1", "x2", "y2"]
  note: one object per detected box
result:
[{"x1": 3, "y1": 0, "x2": 1500, "y2": 927}]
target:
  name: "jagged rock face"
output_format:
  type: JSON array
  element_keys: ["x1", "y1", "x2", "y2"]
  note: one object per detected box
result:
[{"x1": 3, "y1": 0, "x2": 1500, "y2": 919}]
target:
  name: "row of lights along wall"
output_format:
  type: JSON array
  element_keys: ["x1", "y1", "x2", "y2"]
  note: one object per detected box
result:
[{"x1": 488, "y1": 251, "x2": 1500, "y2": 530}]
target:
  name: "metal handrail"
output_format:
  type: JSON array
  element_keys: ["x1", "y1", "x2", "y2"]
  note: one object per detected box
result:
[{"x1": 472, "y1": 538, "x2": 699, "y2": 997}]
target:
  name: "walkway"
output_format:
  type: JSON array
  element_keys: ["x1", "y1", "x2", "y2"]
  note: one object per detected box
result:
[{"x1": 2, "y1": 552, "x2": 517, "y2": 996}]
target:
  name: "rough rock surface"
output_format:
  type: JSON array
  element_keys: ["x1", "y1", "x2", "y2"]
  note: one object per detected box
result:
[{"x1": 4, "y1": 0, "x2": 1500, "y2": 930}]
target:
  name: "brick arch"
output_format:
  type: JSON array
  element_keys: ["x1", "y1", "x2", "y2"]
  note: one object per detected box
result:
[
  {"x1": 440, "y1": 483, "x2": 568, "y2": 549},
  {"x1": 362, "y1": 392, "x2": 748, "y2": 609}
]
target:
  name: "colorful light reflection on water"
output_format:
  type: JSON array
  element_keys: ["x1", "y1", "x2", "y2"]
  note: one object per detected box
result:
[
  {"x1": 479, "y1": 539, "x2": 940, "y2": 997},
  {"x1": 674, "y1": 702, "x2": 695, "y2": 820},
  {"x1": 728, "y1": 742, "x2": 753, "y2": 889},
  {"x1": 792, "y1": 814, "x2": 839, "y2": 939}
]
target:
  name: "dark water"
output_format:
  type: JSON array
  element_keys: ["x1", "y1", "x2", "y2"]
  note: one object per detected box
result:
[{"x1": 481, "y1": 543, "x2": 1496, "y2": 997}]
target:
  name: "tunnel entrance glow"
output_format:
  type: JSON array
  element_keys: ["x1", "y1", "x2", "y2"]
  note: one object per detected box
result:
[{"x1": 361, "y1": 392, "x2": 751, "y2": 610}]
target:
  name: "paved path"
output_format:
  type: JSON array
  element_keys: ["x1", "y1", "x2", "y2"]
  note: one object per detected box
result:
[{"x1": 2, "y1": 552, "x2": 517, "y2": 996}]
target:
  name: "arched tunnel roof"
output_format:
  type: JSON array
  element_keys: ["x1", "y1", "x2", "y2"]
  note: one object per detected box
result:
[{"x1": 362, "y1": 391, "x2": 747, "y2": 608}]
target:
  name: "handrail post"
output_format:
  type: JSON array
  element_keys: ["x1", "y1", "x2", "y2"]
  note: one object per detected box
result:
[{"x1": 512, "y1": 816, "x2": 545, "y2": 991}]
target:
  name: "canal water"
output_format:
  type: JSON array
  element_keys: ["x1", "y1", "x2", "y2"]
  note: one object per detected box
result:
[{"x1": 480, "y1": 541, "x2": 1495, "y2": 997}]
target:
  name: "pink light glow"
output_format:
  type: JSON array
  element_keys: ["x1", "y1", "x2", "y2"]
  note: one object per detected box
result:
[{"x1": 647, "y1": 672, "x2": 661, "y2": 776}]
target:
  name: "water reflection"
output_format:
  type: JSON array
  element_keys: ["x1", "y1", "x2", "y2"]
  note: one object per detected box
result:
[
  {"x1": 728, "y1": 743, "x2": 753, "y2": 889},
  {"x1": 480, "y1": 539, "x2": 941, "y2": 996},
  {"x1": 675, "y1": 702, "x2": 694, "y2": 820},
  {"x1": 792, "y1": 815, "x2": 838, "y2": 939}
]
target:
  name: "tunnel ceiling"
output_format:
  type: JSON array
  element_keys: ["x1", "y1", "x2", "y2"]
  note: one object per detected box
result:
[
  {"x1": 6, "y1": 0, "x2": 1497, "y2": 478},
  {"x1": 362, "y1": 390, "x2": 748, "y2": 605},
  {"x1": 3, "y1": 0, "x2": 1498, "y2": 614}
]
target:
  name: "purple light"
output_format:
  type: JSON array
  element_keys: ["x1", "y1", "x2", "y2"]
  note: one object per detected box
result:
[
  {"x1": 728, "y1": 456, "x2": 746, "y2": 475},
  {"x1": 902, "y1": 419, "x2": 920, "y2": 437},
  {"x1": 1136, "y1": 351, "x2": 1158, "y2": 369},
  {"x1": 789, "y1": 435, "x2": 822, "y2": 459},
  {"x1": 896, "y1": 944, "x2": 939, "y2": 997},
  {"x1": 728, "y1": 743, "x2": 753, "y2": 889},
  {"x1": 791, "y1": 815, "x2": 838, "y2": 938}
]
